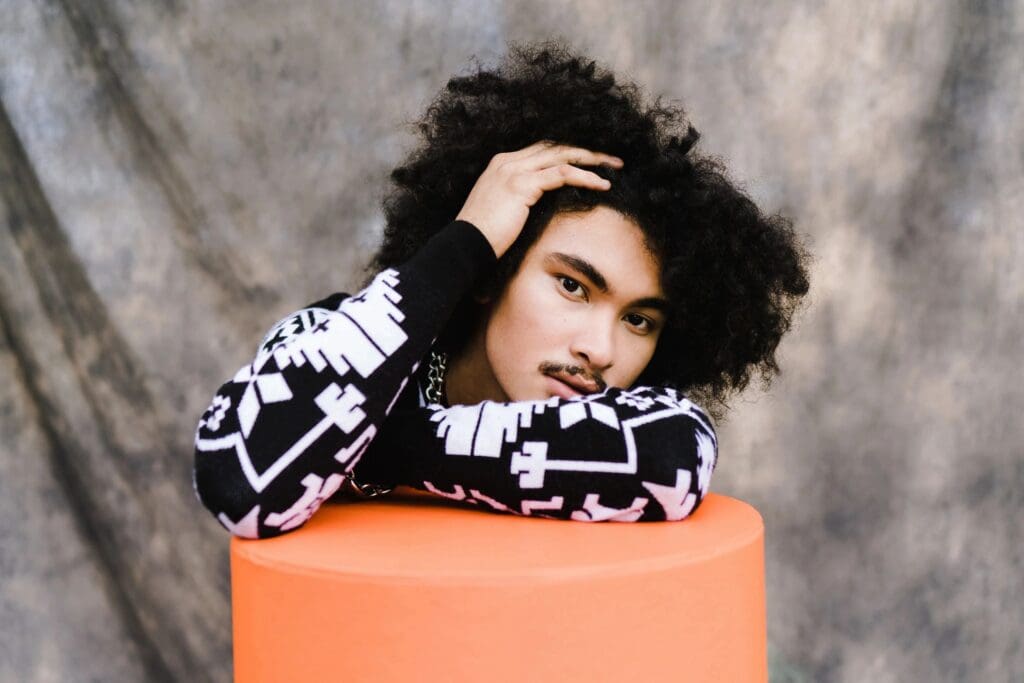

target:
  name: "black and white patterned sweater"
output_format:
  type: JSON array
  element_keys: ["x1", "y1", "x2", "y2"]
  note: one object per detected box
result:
[{"x1": 193, "y1": 220, "x2": 718, "y2": 538}]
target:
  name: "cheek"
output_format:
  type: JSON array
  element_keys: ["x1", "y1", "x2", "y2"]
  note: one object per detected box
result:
[
  {"x1": 484, "y1": 278, "x2": 561, "y2": 372},
  {"x1": 492, "y1": 278, "x2": 560, "y2": 341},
  {"x1": 613, "y1": 334, "x2": 661, "y2": 386}
]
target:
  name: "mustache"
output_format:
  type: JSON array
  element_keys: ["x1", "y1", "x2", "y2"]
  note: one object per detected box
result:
[{"x1": 538, "y1": 361, "x2": 607, "y2": 392}]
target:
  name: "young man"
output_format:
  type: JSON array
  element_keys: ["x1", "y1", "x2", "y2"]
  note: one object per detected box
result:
[{"x1": 193, "y1": 43, "x2": 811, "y2": 538}]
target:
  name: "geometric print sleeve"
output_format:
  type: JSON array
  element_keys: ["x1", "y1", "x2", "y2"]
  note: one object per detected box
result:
[
  {"x1": 356, "y1": 385, "x2": 718, "y2": 522},
  {"x1": 192, "y1": 220, "x2": 497, "y2": 538}
]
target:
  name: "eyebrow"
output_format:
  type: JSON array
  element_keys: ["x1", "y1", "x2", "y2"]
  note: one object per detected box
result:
[{"x1": 545, "y1": 252, "x2": 671, "y2": 313}]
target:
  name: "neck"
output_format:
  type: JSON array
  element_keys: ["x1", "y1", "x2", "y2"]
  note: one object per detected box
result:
[{"x1": 444, "y1": 309, "x2": 508, "y2": 406}]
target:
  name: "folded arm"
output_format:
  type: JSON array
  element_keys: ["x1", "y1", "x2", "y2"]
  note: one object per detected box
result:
[
  {"x1": 192, "y1": 221, "x2": 496, "y2": 538},
  {"x1": 355, "y1": 385, "x2": 718, "y2": 522}
]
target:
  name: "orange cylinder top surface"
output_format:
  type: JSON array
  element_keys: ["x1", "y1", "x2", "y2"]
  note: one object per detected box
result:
[{"x1": 232, "y1": 487, "x2": 762, "y2": 578}]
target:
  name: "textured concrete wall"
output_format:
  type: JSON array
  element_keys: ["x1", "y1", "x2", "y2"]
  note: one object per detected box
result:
[{"x1": 1, "y1": 1, "x2": 1020, "y2": 681}]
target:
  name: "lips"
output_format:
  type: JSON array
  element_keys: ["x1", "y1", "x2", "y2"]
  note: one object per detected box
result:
[{"x1": 545, "y1": 371, "x2": 600, "y2": 396}]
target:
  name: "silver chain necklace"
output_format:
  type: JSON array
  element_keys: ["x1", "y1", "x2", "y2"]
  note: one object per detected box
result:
[
  {"x1": 342, "y1": 351, "x2": 448, "y2": 501},
  {"x1": 425, "y1": 350, "x2": 448, "y2": 405},
  {"x1": 341, "y1": 350, "x2": 448, "y2": 501}
]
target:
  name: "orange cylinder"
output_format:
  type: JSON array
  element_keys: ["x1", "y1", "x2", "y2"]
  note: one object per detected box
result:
[{"x1": 230, "y1": 488, "x2": 767, "y2": 682}]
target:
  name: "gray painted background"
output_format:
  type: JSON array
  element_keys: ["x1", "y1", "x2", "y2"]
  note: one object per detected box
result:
[{"x1": 1, "y1": 1, "x2": 1020, "y2": 681}]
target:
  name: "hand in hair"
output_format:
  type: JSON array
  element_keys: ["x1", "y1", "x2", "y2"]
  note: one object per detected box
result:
[{"x1": 455, "y1": 140, "x2": 623, "y2": 258}]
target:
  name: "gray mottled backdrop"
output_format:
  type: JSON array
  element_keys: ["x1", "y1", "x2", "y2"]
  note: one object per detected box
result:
[{"x1": 1, "y1": 1, "x2": 1020, "y2": 681}]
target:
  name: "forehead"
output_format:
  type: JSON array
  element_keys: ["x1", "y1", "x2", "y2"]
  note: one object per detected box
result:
[{"x1": 527, "y1": 206, "x2": 664, "y2": 296}]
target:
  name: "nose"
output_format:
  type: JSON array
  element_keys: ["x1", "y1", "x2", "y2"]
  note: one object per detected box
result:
[{"x1": 569, "y1": 320, "x2": 615, "y2": 374}]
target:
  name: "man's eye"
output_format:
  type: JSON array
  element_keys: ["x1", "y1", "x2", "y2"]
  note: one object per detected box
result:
[
  {"x1": 558, "y1": 276, "x2": 586, "y2": 298},
  {"x1": 625, "y1": 313, "x2": 655, "y2": 332}
]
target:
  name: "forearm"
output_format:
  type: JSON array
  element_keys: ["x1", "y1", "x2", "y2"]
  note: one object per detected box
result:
[{"x1": 358, "y1": 385, "x2": 718, "y2": 522}]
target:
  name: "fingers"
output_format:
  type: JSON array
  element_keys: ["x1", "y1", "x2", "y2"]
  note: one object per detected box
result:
[
  {"x1": 532, "y1": 164, "x2": 613, "y2": 194},
  {"x1": 504, "y1": 141, "x2": 624, "y2": 171},
  {"x1": 520, "y1": 142, "x2": 624, "y2": 171}
]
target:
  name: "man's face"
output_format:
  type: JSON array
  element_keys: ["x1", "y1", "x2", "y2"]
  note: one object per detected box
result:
[{"x1": 476, "y1": 205, "x2": 668, "y2": 402}]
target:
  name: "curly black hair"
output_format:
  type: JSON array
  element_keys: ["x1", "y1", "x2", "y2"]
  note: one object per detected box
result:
[{"x1": 364, "y1": 40, "x2": 812, "y2": 422}]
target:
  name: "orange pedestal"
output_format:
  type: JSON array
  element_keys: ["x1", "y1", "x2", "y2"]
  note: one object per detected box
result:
[{"x1": 230, "y1": 488, "x2": 766, "y2": 682}]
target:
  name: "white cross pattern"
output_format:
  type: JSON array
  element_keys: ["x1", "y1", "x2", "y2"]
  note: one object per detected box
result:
[
  {"x1": 557, "y1": 399, "x2": 620, "y2": 430},
  {"x1": 264, "y1": 268, "x2": 407, "y2": 380},
  {"x1": 195, "y1": 385, "x2": 375, "y2": 493},
  {"x1": 509, "y1": 403, "x2": 705, "y2": 490},
  {"x1": 264, "y1": 472, "x2": 347, "y2": 532},
  {"x1": 237, "y1": 372, "x2": 294, "y2": 437},
  {"x1": 694, "y1": 430, "x2": 717, "y2": 497},
  {"x1": 422, "y1": 481, "x2": 467, "y2": 500},
  {"x1": 570, "y1": 493, "x2": 649, "y2": 522},
  {"x1": 642, "y1": 469, "x2": 699, "y2": 521},
  {"x1": 520, "y1": 495, "x2": 566, "y2": 517},
  {"x1": 255, "y1": 307, "x2": 331, "y2": 367},
  {"x1": 421, "y1": 482, "x2": 513, "y2": 513},
  {"x1": 200, "y1": 394, "x2": 232, "y2": 433},
  {"x1": 217, "y1": 506, "x2": 260, "y2": 539},
  {"x1": 430, "y1": 399, "x2": 552, "y2": 457},
  {"x1": 197, "y1": 268, "x2": 410, "y2": 494}
]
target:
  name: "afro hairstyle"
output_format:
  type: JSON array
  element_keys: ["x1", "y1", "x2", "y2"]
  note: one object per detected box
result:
[{"x1": 364, "y1": 40, "x2": 812, "y2": 421}]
